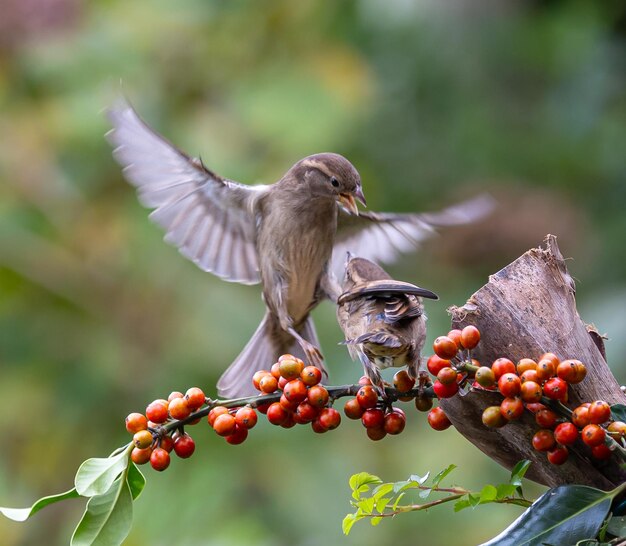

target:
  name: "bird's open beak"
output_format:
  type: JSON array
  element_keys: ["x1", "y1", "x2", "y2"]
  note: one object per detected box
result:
[
  {"x1": 355, "y1": 185, "x2": 367, "y2": 207},
  {"x1": 338, "y1": 193, "x2": 359, "y2": 215}
]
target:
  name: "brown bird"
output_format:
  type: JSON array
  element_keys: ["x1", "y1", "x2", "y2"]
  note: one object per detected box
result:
[
  {"x1": 106, "y1": 100, "x2": 492, "y2": 398},
  {"x1": 337, "y1": 255, "x2": 438, "y2": 393}
]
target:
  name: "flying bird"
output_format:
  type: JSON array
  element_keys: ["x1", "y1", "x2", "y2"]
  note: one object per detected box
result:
[
  {"x1": 337, "y1": 256, "x2": 438, "y2": 393},
  {"x1": 106, "y1": 100, "x2": 492, "y2": 398}
]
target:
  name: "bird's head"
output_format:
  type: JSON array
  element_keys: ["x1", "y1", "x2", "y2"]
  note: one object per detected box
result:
[{"x1": 291, "y1": 153, "x2": 366, "y2": 215}]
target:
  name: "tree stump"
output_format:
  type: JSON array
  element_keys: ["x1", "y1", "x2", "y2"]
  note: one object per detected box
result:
[{"x1": 441, "y1": 235, "x2": 626, "y2": 488}]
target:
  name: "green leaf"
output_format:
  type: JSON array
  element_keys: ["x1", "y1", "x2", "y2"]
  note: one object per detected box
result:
[
  {"x1": 372, "y1": 483, "x2": 393, "y2": 501},
  {"x1": 496, "y1": 484, "x2": 518, "y2": 500},
  {"x1": 509, "y1": 460, "x2": 531, "y2": 487},
  {"x1": 479, "y1": 485, "x2": 498, "y2": 504},
  {"x1": 409, "y1": 473, "x2": 430, "y2": 485},
  {"x1": 419, "y1": 488, "x2": 432, "y2": 499},
  {"x1": 349, "y1": 472, "x2": 382, "y2": 500},
  {"x1": 606, "y1": 515, "x2": 626, "y2": 538},
  {"x1": 432, "y1": 464, "x2": 456, "y2": 487},
  {"x1": 454, "y1": 497, "x2": 472, "y2": 512},
  {"x1": 71, "y1": 478, "x2": 133, "y2": 546},
  {"x1": 375, "y1": 497, "x2": 391, "y2": 513},
  {"x1": 342, "y1": 513, "x2": 363, "y2": 535},
  {"x1": 1, "y1": 488, "x2": 80, "y2": 522},
  {"x1": 371, "y1": 516, "x2": 382, "y2": 526},
  {"x1": 392, "y1": 492, "x2": 406, "y2": 511},
  {"x1": 126, "y1": 463, "x2": 145, "y2": 501},
  {"x1": 482, "y1": 485, "x2": 612, "y2": 546},
  {"x1": 356, "y1": 497, "x2": 376, "y2": 515},
  {"x1": 75, "y1": 451, "x2": 130, "y2": 497},
  {"x1": 468, "y1": 493, "x2": 481, "y2": 508},
  {"x1": 610, "y1": 404, "x2": 626, "y2": 423}
]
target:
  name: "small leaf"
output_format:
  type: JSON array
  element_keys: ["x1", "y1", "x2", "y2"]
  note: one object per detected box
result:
[
  {"x1": 482, "y1": 485, "x2": 612, "y2": 546},
  {"x1": 1, "y1": 488, "x2": 80, "y2": 522},
  {"x1": 356, "y1": 497, "x2": 376, "y2": 515},
  {"x1": 375, "y1": 497, "x2": 391, "y2": 513},
  {"x1": 509, "y1": 460, "x2": 531, "y2": 487},
  {"x1": 350, "y1": 472, "x2": 382, "y2": 500},
  {"x1": 610, "y1": 404, "x2": 626, "y2": 423},
  {"x1": 342, "y1": 513, "x2": 362, "y2": 535},
  {"x1": 409, "y1": 472, "x2": 430, "y2": 485},
  {"x1": 126, "y1": 463, "x2": 145, "y2": 501},
  {"x1": 454, "y1": 497, "x2": 472, "y2": 512},
  {"x1": 432, "y1": 464, "x2": 457, "y2": 487},
  {"x1": 75, "y1": 451, "x2": 129, "y2": 497},
  {"x1": 468, "y1": 493, "x2": 481, "y2": 508},
  {"x1": 607, "y1": 515, "x2": 626, "y2": 538},
  {"x1": 71, "y1": 478, "x2": 133, "y2": 546},
  {"x1": 392, "y1": 492, "x2": 406, "y2": 511},
  {"x1": 419, "y1": 488, "x2": 432, "y2": 499},
  {"x1": 496, "y1": 484, "x2": 518, "y2": 500},
  {"x1": 372, "y1": 483, "x2": 393, "y2": 501},
  {"x1": 479, "y1": 485, "x2": 498, "y2": 504},
  {"x1": 371, "y1": 516, "x2": 383, "y2": 526}
]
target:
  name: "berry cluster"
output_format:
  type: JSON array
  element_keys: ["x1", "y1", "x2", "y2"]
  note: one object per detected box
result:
[
  {"x1": 343, "y1": 376, "x2": 407, "y2": 441},
  {"x1": 125, "y1": 387, "x2": 205, "y2": 471},
  {"x1": 423, "y1": 325, "x2": 626, "y2": 465},
  {"x1": 225, "y1": 355, "x2": 340, "y2": 433}
]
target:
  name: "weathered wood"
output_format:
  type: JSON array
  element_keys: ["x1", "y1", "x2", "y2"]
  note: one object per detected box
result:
[{"x1": 441, "y1": 235, "x2": 626, "y2": 488}]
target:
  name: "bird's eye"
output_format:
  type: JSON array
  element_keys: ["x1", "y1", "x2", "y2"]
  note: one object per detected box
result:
[{"x1": 330, "y1": 177, "x2": 340, "y2": 188}]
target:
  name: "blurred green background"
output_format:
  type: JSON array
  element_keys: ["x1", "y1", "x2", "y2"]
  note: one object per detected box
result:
[{"x1": 1, "y1": 0, "x2": 625, "y2": 544}]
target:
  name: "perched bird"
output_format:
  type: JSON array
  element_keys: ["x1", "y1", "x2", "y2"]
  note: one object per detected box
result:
[
  {"x1": 337, "y1": 255, "x2": 438, "y2": 392},
  {"x1": 106, "y1": 100, "x2": 492, "y2": 398}
]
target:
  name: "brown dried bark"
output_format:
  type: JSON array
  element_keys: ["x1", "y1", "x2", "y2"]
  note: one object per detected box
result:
[{"x1": 441, "y1": 235, "x2": 626, "y2": 488}]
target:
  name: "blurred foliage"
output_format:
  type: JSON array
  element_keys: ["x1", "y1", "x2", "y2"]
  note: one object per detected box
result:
[{"x1": 1, "y1": 0, "x2": 625, "y2": 544}]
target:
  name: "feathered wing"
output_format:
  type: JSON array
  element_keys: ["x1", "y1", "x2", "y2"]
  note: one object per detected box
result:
[
  {"x1": 106, "y1": 101, "x2": 267, "y2": 284},
  {"x1": 331, "y1": 194, "x2": 494, "y2": 280}
]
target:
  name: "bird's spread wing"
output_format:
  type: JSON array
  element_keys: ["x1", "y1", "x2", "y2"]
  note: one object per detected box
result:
[
  {"x1": 106, "y1": 101, "x2": 266, "y2": 284},
  {"x1": 332, "y1": 194, "x2": 494, "y2": 279}
]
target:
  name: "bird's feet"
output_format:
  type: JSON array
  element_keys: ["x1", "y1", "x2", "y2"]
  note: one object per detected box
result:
[{"x1": 300, "y1": 339, "x2": 325, "y2": 368}]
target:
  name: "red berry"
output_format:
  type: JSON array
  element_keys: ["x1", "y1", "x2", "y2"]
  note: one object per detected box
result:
[
  {"x1": 213, "y1": 414, "x2": 237, "y2": 437},
  {"x1": 415, "y1": 396, "x2": 434, "y2": 412},
  {"x1": 520, "y1": 381, "x2": 542, "y2": 403},
  {"x1": 582, "y1": 424, "x2": 606, "y2": 447},
  {"x1": 168, "y1": 397, "x2": 191, "y2": 420},
  {"x1": 536, "y1": 360, "x2": 556, "y2": 382},
  {"x1": 125, "y1": 413, "x2": 148, "y2": 434},
  {"x1": 280, "y1": 393, "x2": 299, "y2": 411},
  {"x1": 150, "y1": 448, "x2": 170, "y2": 471},
  {"x1": 294, "y1": 402, "x2": 318, "y2": 424},
  {"x1": 427, "y1": 407, "x2": 452, "y2": 431},
  {"x1": 608, "y1": 421, "x2": 626, "y2": 438},
  {"x1": 307, "y1": 385, "x2": 329, "y2": 408},
  {"x1": 460, "y1": 325, "x2": 481, "y2": 349},
  {"x1": 279, "y1": 358, "x2": 304, "y2": 380},
  {"x1": 185, "y1": 387, "x2": 205, "y2": 411},
  {"x1": 133, "y1": 430, "x2": 153, "y2": 450},
  {"x1": 160, "y1": 435, "x2": 174, "y2": 452},
  {"x1": 547, "y1": 445, "x2": 569, "y2": 465},
  {"x1": 208, "y1": 406, "x2": 228, "y2": 427},
  {"x1": 278, "y1": 376, "x2": 289, "y2": 390},
  {"x1": 344, "y1": 398, "x2": 365, "y2": 419},
  {"x1": 588, "y1": 401, "x2": 611, "y2": 425},
  {"x1": 516, "y1": 359, "x2": 537, "y2": 375},
  {"x1": 437, "y1": 367, "x2": 458, "y2": 386},
  {"x1": 447, "y1": 329, "x2": 463, "y2": 349},
  {"x1": 491, "y1": 358, "x2": 516, "y2": 379},
  {"x1": 500, "y1": 397, "x2": 524, "y2": 420},
  {"x1": 366, "y1": 426, "x2": 387, "y2": 441},
  {"x1": 433, "y1": 336, "x2": 458, "y2": 360},
  {"x1": 301, "y1": 366, "x2": 322, "y2": 386},
  {"x1": 361, "y1": 408, "x2": 385, "y2": 429},
  {"x1": 532, "y1": 429, "x2": 556, "y2": 452},
  {"x1": 539, "y1": 353, "x2": 560, "y2": 368},
  {"x1": 384, "y1": 410, "x2": 406, "y2": 435},
  {"x1": 543, "y1": 377, "x2": 568, "y2": 401},
  {"x1": 433, "y1": 380, "x2": 459, "y2": 399},
  {"x1": 225, "y1": 424, "x2": 249, "y2": 445},
  {"x1": 235, "y1": 407, "x2": 258, "y2": 429},
  {"x1": 535, "y1": 409, "x2": 558, "y2": 429},
  {"x1": 259, "y1": 375, "x2": 279, "y2": 394},
  {"x1": 554, "y1": 422, "x2": 578, "y2": 445},
  {"x1": 520, "y1": 369, "x2": 540, "y2": 384},
  {"x1": 131, "y1": 447, "x2": 152, "y2": 465},
  {"x1": 267, "y1": 403, "x2": 289, "y2": 426},
  {"x1": 283, "y1": 379, "x2": 308, "y2": 404},
  {"x1": 356, "y1": 385, "x2": 379, "y2": 409},
  {"x1": 252, "y1": 370, "x2": 271, "y2": 390},
  {"x1": 358, "y1": 375, "x2": 372, "y2": 386},
  {"x1": 393, "y1": 370, "x2": 415, "y2": 393},
  {"x1": 318, "y1": 408, "x2": 341, "y2": 430},
  {"x1": 270, "y1": 362, "x2": 281, "y2": 379},
  {"x1": 146, "y1": 400, "x2": 169, "y2": 424},
  {"x1": 572, "y1": 405, "x2": 591, "y2": 428},
  {"x1": 173, "y1": 435, "x2": 195, "y2": 458},
  {"x1": 525, "y1": 402, "x2": 547, "y2": 414},
  {"x1": 591, "y1": 444, "x2": 612, "y2": 460},
  {"x1": 482, "y1": 406, "x2": 507, "y2": 428},
  {"x1": 475, "y1": 367, "x2": 496, "y2": 388},
  {"x1": 167, "y1": 391, "x2": 184, "y2": 402},
  {"x1": 311, "y1": 419, "x2": 328, "y2": 433},
  {"x1": 256, "y1": 402, "x2": 271, "y2": 415},
  {"x1": 498, "y1": 373, "x2": 522, "y2": 397},
  {"x1": 427, "y1": 355, "x2": 451, "y2": 376}
]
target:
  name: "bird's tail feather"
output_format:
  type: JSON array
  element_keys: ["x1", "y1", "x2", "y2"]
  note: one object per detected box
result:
[{"x1": 217, "y1": 313, "x2": 327, "y2": 399}]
